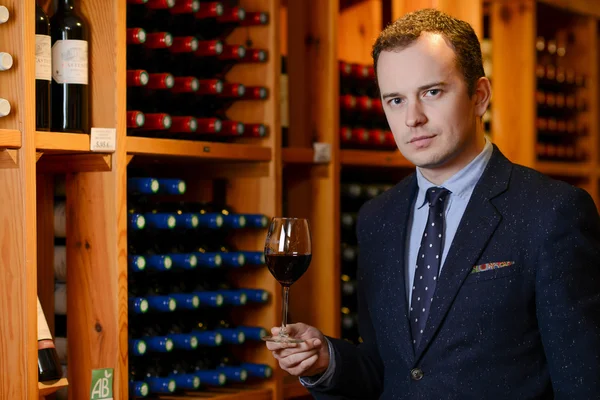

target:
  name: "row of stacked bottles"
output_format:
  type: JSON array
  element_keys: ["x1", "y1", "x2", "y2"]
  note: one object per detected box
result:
[
  {"x1": 338, "y1": 60, "x2": 396, "y2": 151},
  {"x1": 126, "y1": 0, "x2": 269, "y2": 142},
  {"x1": 534, "y1": 31, "x2": 589, "y2": 162},
  {"x1": 126, "y1": 175, "x2": 272, "y2": 397},
  {"x1": 339, "y1": 181, "x2": 395, "y2": 344}
]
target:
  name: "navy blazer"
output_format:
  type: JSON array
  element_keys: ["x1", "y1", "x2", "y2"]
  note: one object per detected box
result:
[{"x1": 309, "y1": 145, "x2": 600, "y2": 399}]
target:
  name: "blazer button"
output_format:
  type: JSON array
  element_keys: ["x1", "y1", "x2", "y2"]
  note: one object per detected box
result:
[{"x1": 410, "y1": 368, "x2": 424, "y2": 381}]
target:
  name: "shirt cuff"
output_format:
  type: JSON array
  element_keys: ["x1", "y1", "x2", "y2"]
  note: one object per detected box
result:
[{"x1": 298, "y1": 337, "x2": 336, "y2": 388}]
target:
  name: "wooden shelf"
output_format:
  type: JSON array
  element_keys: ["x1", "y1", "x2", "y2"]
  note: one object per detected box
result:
[
  {"x1": 537, "y1": 0, "x2": 600, "y2": 18},
  {"x1": 282, "y1": 147, "x2": 316, "y2": 164},
  {"x1": 126, "y1": 136, "x2": 272, "y2": 162},
  {"x1": 0, "y1": 129, "x2": 22, "y2": 149},
  {"x1": 160, "y1": 387, "x2": 272, "y2": 400},
  {"x1": 535, "y1": 161, "x2": 593, "y2": 178},
  {"x1": 283, "y1": 377, "x2": 310, "y2": 398},
  {"x1": 36, "y1": 131, "x2": 90, "y2": 153},
  {"x1": 38, "y1": 378, "x2": 68, "y2": 397},
  {"x1": 340, "y1": 149, "x2": 412, "y2": 168}
]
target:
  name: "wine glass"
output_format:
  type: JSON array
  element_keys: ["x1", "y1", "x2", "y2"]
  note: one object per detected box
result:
[{"x1": 261, "y1": 217, "x2": 312, "y2": 343}]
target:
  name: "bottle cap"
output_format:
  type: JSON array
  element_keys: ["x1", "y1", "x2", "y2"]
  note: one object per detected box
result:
[
  {"x1": 0, "y1": 52, "x2": 13, "y2": 71},
  {"x1": 0, "y1": 98, "x2": 10, "y2": 117},
  {"x1": 0, "y1": 6, "x2": 9, "y2": 24}
]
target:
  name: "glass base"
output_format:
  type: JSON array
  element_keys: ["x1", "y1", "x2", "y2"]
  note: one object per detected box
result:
[{"x1": 261, "y1": 335, "x2": 305, "y2": 344}]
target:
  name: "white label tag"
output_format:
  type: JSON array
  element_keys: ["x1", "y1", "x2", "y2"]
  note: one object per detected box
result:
[
  {"x1": 313, "y1": 142, "x2": 331, "y2": 163},
  {"x1": 90, "y1": 128, "x2": 116, "y2": 152},
  {"x1": 35, "y1": 34, "x2": 52, "y2": 81},
  {"x1": 52, "y1": 39, "x2": 88, "y2": 85}
]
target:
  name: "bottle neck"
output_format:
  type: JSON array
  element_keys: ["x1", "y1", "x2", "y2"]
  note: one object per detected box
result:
[{"x1": 57, "y1": 0, "x2": 75, "y2": 10}]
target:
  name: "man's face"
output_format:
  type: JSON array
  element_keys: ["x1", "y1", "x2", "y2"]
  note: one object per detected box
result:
[{"x1": 376, "y1": 33, "x2": 482, "y2": 172}]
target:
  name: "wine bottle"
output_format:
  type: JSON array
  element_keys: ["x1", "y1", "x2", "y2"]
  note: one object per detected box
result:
[
  {"x1": 128, "y1": 296, "x2": 150, "y2": 315},
  {"x1": 54, "y1": 282, "x2": 67, "y2": 315},
  {"x1": 161, "y1": 323, "x2": 200, "y2": 351},
  {"x1": 37, "y1": 297, "x2": 63, "y2": 382},
  {"x1": 50, "y1": 0, "x2": 90, "y2": 133},
  {"x1": 130, "y1": 325, "x2": 174, "y2": 353},
  {"x1": 178, "y1": 359, "x2": 226, "y2": 387},
  {"x1": 281, "y1": 55, "x2": 289, "y2": 146},
  {"x1": 168, "y1": 363, "x2": 203, "y2": 391},
  {"x1": 0, "y1": 98, "x2": 11, "y2": 117},
  {"x1": 187, "y1": 281, "x2": 225, "y2": 307},
  {"x1": 128, "y1": 177, "x2": 160, "y2": 195},
  {"x1": 54, "y1": 238, "x2": 67, "y2": 282},
  {"x1": 53, "y1": 336, "x2": 67, "y2": 364},
  {"x1": 129, "y1": 380, "x2": 150, "y2": 398},
  {"x1": 204, "y1": 243, "x2": 245, "y2": 268},
  {"x1": 217, "y1": 350, "x2": 272, "y2": 379},
  {"x1": 192, "y1": 352, "x2": 248, "y2": 383},
  {"x1": 240, "y1": 11, "x2": 269, "y2": 27},
  {"x1": 183, "y1": 318, "x2": 223, "y2": 347},
  {"x1": 156, "y1": 178, "x2": 186, "y2": 194},
  {"x1": 0, "y1": 5, "x2": 8, "y2": 24},
  {"x1": 136, "y1": 363, "x2": 177, "y2": 394},
  {"x1": 131, "y1": 283, "x2": 177, "y2": 312},
  {"x1": 129, "y1": 337, "x2": 148, "y2": 357},
  {"x1": 194, "y1": 5, "x2": 245, "y2": 40}
]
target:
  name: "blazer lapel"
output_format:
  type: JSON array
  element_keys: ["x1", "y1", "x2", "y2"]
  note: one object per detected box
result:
[
  {"x1": 382, "y1": 175, "x2": 418, "y2": 365},
  {"x1": 413, "y1": 145, "x2": 513, "y2": 361}
]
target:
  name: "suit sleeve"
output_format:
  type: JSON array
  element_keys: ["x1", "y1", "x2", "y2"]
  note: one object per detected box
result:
[
  {"x1": 308, "y1": 203, "x2": 384, "y2": 399},
  {"x1": 536, "y1": 187, "x2": 600, "y2": 399}
]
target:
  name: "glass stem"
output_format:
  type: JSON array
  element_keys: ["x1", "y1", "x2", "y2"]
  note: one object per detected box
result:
[{"x1": 280, "y1": 285, "x2": 290, "y2": 337}]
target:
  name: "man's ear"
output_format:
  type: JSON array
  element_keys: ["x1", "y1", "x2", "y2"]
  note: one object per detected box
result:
[{"x1": 473, "y1": 77, "x2": 492, "y2": 118}]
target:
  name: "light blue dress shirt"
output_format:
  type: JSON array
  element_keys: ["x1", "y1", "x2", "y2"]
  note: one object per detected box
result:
[{"x1": 301, "y1": 138, "x2": 494, "y2": 388}]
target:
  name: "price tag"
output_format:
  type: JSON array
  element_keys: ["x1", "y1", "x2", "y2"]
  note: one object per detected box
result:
[
  {"x1": 90, "y1": 368, "x2": 114, "y2": 400},
  {"x1": 313, "y1": 142, "x2": 331, "y2": 164},
  {"x1": 90, "y1": 128, "x2": 116, "y2": 152}
]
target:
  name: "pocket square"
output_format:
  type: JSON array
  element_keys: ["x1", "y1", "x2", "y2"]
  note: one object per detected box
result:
[{"x1": 471, "y1": 261, "x2": 515, "y2": 274}]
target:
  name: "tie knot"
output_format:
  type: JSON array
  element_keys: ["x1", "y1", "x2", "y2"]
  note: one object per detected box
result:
[{"x1": 426, "y1": 187, "x2": 450, "y2": 206}]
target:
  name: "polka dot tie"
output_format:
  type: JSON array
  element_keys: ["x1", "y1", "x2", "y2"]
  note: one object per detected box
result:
[{"x1": 410, "y1": 187, "x2": 450, "y2": 350}]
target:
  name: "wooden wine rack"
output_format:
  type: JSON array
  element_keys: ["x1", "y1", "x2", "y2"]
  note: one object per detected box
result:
[{"x1": 1, "y1": 0, "x2": 600, "y2": 399}]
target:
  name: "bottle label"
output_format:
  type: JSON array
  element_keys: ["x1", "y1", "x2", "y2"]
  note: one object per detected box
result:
[
  {"x1": 52, "y1": 39, "x2": 89, "y2": 85},
  {"x1": 35, "y1": 35, "x2": 52, "y2": 81},
  {"x1": 37, "y1": 298, "x2": 55, "y2": 348}
]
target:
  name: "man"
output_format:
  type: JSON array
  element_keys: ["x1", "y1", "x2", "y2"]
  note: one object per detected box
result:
[{"x1": 265, "y1": 8, "x2": 600, "y2": 400}]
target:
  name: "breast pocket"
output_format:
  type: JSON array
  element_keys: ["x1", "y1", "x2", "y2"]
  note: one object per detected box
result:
[{"x1": 462, "y1": 262, "x2": 523, "y2": 285}]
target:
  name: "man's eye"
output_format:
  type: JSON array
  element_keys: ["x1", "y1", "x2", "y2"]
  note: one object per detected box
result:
[
  {"x1": 391, "y1": 98, "x2": 402, "y2": 105},
  {"x1": 427, "y1": 89, "x2": 441, "y2": 96}
]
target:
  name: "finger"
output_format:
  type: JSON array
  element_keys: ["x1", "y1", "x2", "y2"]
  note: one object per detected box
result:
[
  {"x1": 276, "y1": 339, "x2": 322, "y2": 358},
  {"x1": 265, "y1": 341, "x2": 298, "y2": 352},
  {"x1": 280, "y1": 349, "x2": 319, "y2": 370},
  {"x1": 287, "y1": 353, "x2": 319, "y2": 376}
]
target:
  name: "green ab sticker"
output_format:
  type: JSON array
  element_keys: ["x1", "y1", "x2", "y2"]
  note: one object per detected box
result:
[{"x1": 90, "y1": 368, "x2": 114, "y2": 400}]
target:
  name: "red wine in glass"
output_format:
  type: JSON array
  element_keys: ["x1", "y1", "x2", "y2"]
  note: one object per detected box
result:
[{"x1": 262, "y1": 218, "x2": 311, "y2": 343}]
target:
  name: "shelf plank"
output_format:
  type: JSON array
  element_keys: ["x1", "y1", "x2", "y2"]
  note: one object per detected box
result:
[
  {"x1": 160, "y1": 387, "x2": 272, "y2": 400},
  {"x1": 283, "y1": 378, "x2": 310, "y2": 398},
  {"x1": 126, "y1": 136, "x2": 272, "y2": 162},
  {"x1": 36, "y1": 131, "x2": 90, "y2": 152},
  {"x1": 282, "y1": 147, "x2": 316, "y2": 164},
  {"x1": 340, "y1": 149, "x2": 412, "y2": 168},
  {"x1": 38, "y1": 378, "x2": 69, "y2": 397},
  {"x1": 0, "y1": 129, "x2": 22, "y2": 149},
  {"x1": 535, "y1": 161, "x2": 593, "y2": 178}
]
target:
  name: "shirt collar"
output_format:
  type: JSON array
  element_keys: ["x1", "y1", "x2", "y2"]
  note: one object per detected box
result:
[{"x1": 415, "y1": 137, "x2": 493, "y2": 209}]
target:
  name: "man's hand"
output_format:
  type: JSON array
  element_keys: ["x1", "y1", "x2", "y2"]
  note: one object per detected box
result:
[{"x1": 265, "y1": 323, "x2": 330, "y2": 377}]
